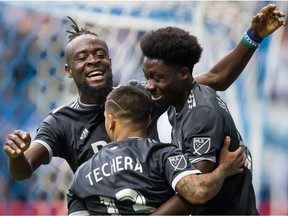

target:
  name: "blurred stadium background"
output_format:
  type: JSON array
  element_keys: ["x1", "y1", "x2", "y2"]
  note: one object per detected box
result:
[{"x1": 0, "y1": 1, "x2": 287, "y2": 215}]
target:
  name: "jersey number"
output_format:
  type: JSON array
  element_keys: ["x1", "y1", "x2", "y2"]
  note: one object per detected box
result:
[{"x1": 99, "y1": 188, "x2": 154, "y2": 215}]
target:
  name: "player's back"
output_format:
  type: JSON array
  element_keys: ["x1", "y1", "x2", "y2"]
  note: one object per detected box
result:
[{"x1": 68, "y1": 137, "x2": 198, "y2": 215}]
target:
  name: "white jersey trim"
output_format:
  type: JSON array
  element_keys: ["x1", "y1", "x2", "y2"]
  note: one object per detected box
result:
[
  {"x1": 190, "y1": 156, "x2": 216, "y2": 164},
  {"x1": 69, "y1": 210, "x2": 90, "y2": 216},
  {"x1": 172, "y1": 170, "x2": 201, "y2": 191},
  {"x1": 31, "y1": 140, "x2": 53, "y2": 164},
  {"x1": 51, "y1": 105, "x2": 65, "y2": 114}
]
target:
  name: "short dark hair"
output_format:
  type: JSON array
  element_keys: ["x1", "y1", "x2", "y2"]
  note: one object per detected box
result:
[
  {"x1": 105, "y1": 86, "x2": 151, "y2": 122},
  {"x1": 140, "y1": 26, "x2": 203, "y2": 73}
]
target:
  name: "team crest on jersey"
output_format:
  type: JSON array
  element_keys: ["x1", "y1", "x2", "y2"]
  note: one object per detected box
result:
[
  {"x1": 193, "y1": 137, "x2": 211, "y2": 155},
  {"x1": 168, "y1": 155, "x2": 187, "y2": 170}
]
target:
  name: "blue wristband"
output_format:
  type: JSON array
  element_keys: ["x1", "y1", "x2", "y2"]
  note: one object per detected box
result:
[{"x1": 247, "y1": 29, "x2": 263, "y2": 44}]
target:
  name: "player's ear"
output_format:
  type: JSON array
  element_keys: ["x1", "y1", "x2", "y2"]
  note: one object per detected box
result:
[
  {"x1": 65, "y1": 63, "x2": 73, "y2": 78},
  {"x1": 178, "y1": 67, "x2": 189, "y2": 80},
  {"x1": 108, "y1": 113, "x2": 116, "y2": 130}
]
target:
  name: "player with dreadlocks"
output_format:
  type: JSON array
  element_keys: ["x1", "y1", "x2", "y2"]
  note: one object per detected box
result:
[
  {"x1": 4, "y1": 16, "x2": 113, "y2": 174},
  {"x1": 3, "y1": 5, "x2": 286, "y2": 214}
]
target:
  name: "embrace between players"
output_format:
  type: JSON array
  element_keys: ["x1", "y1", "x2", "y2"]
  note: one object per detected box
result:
[{"x1": 3, "y1": 4, "x2": 286, "y2": 215}]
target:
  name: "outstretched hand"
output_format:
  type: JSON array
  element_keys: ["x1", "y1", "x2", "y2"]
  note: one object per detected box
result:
[
  {"x1": 250, "y1": 4, "x2": 286, "y2": 39},
  {"x1": 218, "y1": 136, "x2": 244, "y2": 177},
  {"x1": 3, "y1": 130, "x2": 31, "y2": 158}
]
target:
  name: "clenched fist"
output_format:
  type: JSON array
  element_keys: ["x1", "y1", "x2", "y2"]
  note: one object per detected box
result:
[{"x1": 3, "y1": 130, "x2": 31, "y2": 158}]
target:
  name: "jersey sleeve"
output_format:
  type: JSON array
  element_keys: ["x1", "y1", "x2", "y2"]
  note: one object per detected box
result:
[
  {"x1": 33, "y1": 113, "x2": 66, "y2": 162},
  {"x1": 155, "y1": 144, "x2": 201, "y2": 191},
  {"x1": 183, "y1": 106, "x2": 224, "y2": 164}
]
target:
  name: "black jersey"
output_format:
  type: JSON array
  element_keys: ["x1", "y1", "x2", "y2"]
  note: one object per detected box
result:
[
  {"x1": 67, "y1": 138, "x2": 200, "y2": 215},
  {"x1": 32, "y1": 81, "x2": 162, "y2": 172},
  {"x1": 33, "y1": 100, "x2": 110, "y2": 172},
  {"x1": 167, "y1": 81, "x2": 258, "y2": 215}
]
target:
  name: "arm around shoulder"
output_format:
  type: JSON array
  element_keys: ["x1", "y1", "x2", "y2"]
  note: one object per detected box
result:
[{"x1": 175, "y1": 137, "x2": 244, "y2": 204}]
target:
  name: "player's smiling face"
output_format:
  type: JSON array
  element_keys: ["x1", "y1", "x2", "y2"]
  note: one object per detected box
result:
[
  {"x1": 142, "y1": 57, "x2": 186, "y2": 108},
  {"x1": 65, "y1": 34, "x2": 113, "y2": 103}
]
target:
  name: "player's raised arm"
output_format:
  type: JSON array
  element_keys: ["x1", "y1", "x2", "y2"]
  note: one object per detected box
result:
[{"x1": 195, "y1": 4, "x2": 286, "y2": 91}]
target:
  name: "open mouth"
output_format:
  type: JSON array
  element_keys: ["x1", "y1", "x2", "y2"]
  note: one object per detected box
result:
[
  {"x1": 87, "y1": 70, "x2": 104, "y2": 81},
  {"x1": 88, "y1": 70, "x2": 103, "y2": 77},
  {"x1": 151, "y1": 93, "x2": 163, "y2": 101}
]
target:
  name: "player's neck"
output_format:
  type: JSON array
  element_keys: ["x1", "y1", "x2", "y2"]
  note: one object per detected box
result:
[
  {"x1": 113, "y1": 126, "x2": 147, "y2": 142},
  {"x1": 79, "y1": 92, "x2": 108, "y2": 105}
]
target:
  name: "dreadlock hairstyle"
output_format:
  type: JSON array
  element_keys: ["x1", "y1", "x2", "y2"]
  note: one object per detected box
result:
[{"x1": 66, "y1": 16, "x2": 98, "y2": 42}]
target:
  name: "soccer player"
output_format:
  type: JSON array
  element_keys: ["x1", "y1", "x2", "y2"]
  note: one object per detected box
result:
[
  {"x1": 67, "y1": 85, "x2": 245, "y2": 215},
  {"x1": 3, "y1": 4, "x2": 285, "y2": 183},
  {"x1": 139, "y1": 4, "x2": 286, "y2": 214}
]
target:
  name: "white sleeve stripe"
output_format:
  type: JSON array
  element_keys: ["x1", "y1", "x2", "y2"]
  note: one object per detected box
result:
[
  {"x1": 31, "y1": 140, "x2": 53, "y2": 164},
  {"x1": 69, "y1": 210, "x2": 90, "y2": 216},
  {"x1": 172, "y1": 170, "x2": 201, "y2": 191},
  {"x1": 190, "y1": 157, "x2": 216, "y2": 164}
]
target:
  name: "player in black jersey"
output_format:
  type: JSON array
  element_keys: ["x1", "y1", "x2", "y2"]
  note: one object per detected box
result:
[
  {"x1": 67, "y1": 85, "x2": 245, "y2": 215},
  {"x1": 3, "y1": 3, "x2": 285, "y2": 184},
  {"x1": 140, "y1": 5, "x2": 286, "y2": 214}
]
